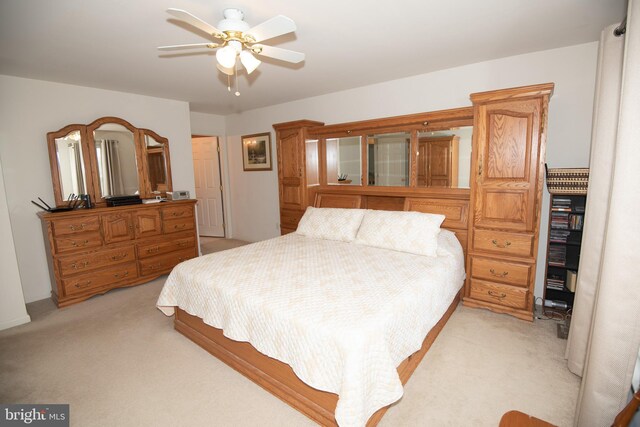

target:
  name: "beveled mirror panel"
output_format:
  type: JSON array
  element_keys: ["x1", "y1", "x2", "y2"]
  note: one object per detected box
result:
[
  {"x1": 144, "y1": 132, "x2": 170, "y2": 194},
  {"x1": 326, "y1": 136, "x2": 361, "y2": 185},
  {"x1": 417, "y1": 126, "x2": 472, "y2": 188},
  {"x1": 93, "y1": 122, "x2": 139, "y2": 197},
  {"x1": 54, "y1": 130, "x2": 88, "y2": 199},
  {"x1": 367, "y1": 132, "x2": 410, "y2": 187}
]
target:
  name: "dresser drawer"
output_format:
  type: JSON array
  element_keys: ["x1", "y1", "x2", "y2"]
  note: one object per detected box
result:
[
  {"x1": 53, "y1": 232, "x2": 103, "y2": 254},
  {"x1": 162, "y1": 205, "x2": 194, "y2": 220},
  {"x1": 469, "y1": 279, "x2": 528, "y2": 310},
  {"x1": 470, "y1": 256, "x2": 532, "y2": 288},
  {"x1": 137, "y1": 237, "x2": 196, "y2": 259},
  {"x1": 62, "y1": 262, "x2": 138, "y2": 297},
  {"x1": 58, "y1": 245, "x2": 136, "y2": 277},
  {"x1": 472, "y1": 229, "x2": 534, "y2": 258},
  {"x1": 52, "y1": 216, "x2": 100, "y2": 236},
  {"x1": 139, "y1": 248, "x2": 196, "y2": 276},
  {"x1": 163, "y1": 217, "x2": 195, "y2": 234}
]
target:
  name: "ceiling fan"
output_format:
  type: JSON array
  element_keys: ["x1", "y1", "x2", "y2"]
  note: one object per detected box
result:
[{"x1": 159, "y1": 8, "x2": 304, "y2": 95}]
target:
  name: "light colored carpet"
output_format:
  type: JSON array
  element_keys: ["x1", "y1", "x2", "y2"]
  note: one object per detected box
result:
[
  {"x1": 200, "y1": 236, "x2": 250, "y2": 255},
  {"x1": 0, "y1": 275, "x2": 580, "y2": 426}
]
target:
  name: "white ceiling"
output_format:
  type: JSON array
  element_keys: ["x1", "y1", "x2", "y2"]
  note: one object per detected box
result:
[{"x1": 0, "y1": 0, "x2": 626, "y2": 115}]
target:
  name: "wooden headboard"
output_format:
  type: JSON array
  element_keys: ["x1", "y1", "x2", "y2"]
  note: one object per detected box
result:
[{"x1": 313, "y1": 190, "x2": 469, "y2": 255}]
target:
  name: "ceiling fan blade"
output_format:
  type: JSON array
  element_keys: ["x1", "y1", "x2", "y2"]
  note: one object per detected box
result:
[
  {"x1": 253, "y1": 45, "x2": 305, "y2": 64},
  {"x1": 246, "y1": 15, "x2": 296, "y2": 43},
  {"x1": 167, "y1": 8, "x2": 223, "y2": 38},
  {"x1": 158, "y1": 43, "x2": 217, "y2": 50}
]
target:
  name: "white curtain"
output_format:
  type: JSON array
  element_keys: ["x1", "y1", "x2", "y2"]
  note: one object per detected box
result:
[
  {"x1": 565, "y1": 2, "x2": 640, "y2": 425},
  {"x1": 96, "y1": 139, "x2": 124, "y2": 196}
]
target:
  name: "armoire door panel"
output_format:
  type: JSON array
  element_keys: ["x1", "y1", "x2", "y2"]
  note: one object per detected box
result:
[
  {"x1": 473, "y1": 98, "x2": 542, "y2": 232},
  {"x1": 282, "y1": 186, "x2": 302, "y2": 207},
  {"x1": 485, "y1": 112, "x2": 531, "y2": 180},
  {"x1": 279, "y1": 133, "x2": 301, "y2": 176},
  {"x1": 480, "y1": 190, "x2": 527, "y2": 226}
]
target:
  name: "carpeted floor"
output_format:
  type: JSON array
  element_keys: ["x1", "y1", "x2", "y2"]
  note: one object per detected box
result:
[
  {"x1": 0, "y1": 240, "x2": 580, "y2": 426},
  {"x1": 200, "y1": 236, "x2": 249, "y2": 254}
]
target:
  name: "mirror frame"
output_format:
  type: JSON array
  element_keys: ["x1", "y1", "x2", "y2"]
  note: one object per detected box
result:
[
  {"x1": 47, "y1": 116, "x2": 173, "y2": 207},
  {"x1": 140, "y1": 128, "x2": 173, "y2": 196},
  {"x1": 87, "y1": 117, "x2": 144, "y2": 203},
  {"x1": 47, "y1": 124, "x2": 95, "y2": 207}
]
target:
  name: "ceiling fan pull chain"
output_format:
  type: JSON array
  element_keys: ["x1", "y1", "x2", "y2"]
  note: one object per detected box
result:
[
  {"x1": 227, "y1": 74, "x2": 231, "y2": 92},
  {"x1": 234, "y1": 61, "x2": 240, "y2": 96}
]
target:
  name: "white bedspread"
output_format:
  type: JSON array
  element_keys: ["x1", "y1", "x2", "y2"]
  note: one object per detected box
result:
[{"x1": 157, "y1": 230, "x2": 465, "y2": 427}]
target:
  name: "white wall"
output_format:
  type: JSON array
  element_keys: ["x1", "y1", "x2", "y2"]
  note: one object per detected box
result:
[
  {"x1": 0, "y1": 156, "x2": 31, "y2": 330},
  {"x1": 223, "y1": 42, "x2": 599, "y2": 297},
  {"x1": 0, "y1": 75, "x2": 195, "y2": 303}
]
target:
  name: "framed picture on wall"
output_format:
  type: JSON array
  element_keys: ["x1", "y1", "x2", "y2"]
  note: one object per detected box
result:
[{"x1": 242, "y1": 132, "x2": 272, "y2": 171}]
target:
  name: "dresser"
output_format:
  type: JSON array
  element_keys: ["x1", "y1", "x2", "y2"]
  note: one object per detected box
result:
[
  {"x1": 39, "y1": 200, "x2": 198, "y2": 307},
  {"x1": 463, "y1": 84, "x2": 554, "y2": 321}
]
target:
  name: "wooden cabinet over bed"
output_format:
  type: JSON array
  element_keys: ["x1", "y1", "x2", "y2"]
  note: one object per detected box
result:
[{"x1": 273, "y1": 83, "x2": 554, "y2": 321}]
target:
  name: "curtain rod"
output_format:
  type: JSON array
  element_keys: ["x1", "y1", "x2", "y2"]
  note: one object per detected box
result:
[{"x1": 614, "y1": 17, "x2": 627, "y2": 36}]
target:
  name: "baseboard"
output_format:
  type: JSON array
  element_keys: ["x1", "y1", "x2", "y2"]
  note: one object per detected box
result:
[{"x1": 0, "y1": 314, "x2": 31, "y2": 331}]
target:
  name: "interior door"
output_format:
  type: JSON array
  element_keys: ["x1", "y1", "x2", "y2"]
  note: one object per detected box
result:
[{"x1": 192, "y1": 136, "x2": 225, "y2": 237}]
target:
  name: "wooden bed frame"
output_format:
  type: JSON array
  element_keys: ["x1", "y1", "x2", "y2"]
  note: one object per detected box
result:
[
  {"x1": 175, "y1": 291, "x2": 460, "y2": 426},
  {"x1": 172, "y1": 190, "x2": 469, "y2": 425}
]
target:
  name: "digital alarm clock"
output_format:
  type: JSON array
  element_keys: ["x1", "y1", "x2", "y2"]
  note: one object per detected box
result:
[{"x1": 166, "y1": 190, "x2": 190, "y2": 200}]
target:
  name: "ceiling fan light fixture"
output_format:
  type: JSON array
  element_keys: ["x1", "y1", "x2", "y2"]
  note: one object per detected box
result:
[
  {"x1": 216, "y1": 45, "x2": 237, "y2": 68},
  {"x1": 240, "y1": 50, "x2": 261, "y2": 74},
  {"x1": 217, "y1": 63, "x2": 235, "y2": 76}
]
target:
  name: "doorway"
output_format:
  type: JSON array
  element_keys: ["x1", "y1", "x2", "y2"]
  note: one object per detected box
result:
[{"x1": 191, "y1": 136, "x2": 225, "y2": 237}]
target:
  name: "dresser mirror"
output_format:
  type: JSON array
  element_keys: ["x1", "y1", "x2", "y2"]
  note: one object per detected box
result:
[
  {"x1": 143, "y1": 131, "x2": 172, "y2": 194},
  {"x1": 92, "y1": 122, "x2": 140, "y2": 198},
  {"x1": 416, "y1": 125, "x2": 473, "y2": 188},
  {"x1": 326, "y1": 136, "x2": 362, "y2": 185},
  {"x1": 367, "y1": 132, "x2": 411, "y2": 186},
  {"x1": 52, "y1": 129, "x2": 89, "y2": 199},
  {"x1": 47, "y1": 117, "x2": 173, "y2": 207}
]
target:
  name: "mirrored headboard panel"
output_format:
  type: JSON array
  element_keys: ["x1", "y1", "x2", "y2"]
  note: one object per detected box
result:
[{"x1": 47, "y1": 117, "x2": 173, "y2": 207}]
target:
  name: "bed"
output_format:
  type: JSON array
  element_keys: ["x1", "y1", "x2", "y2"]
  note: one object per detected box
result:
[{"x1": 157, "y1": 208, "x2": 466, "y2": 426}]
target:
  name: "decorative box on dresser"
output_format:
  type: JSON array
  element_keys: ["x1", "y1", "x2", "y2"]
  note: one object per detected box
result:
[
  {"x1": 39, "y1": 200, "x2": 198, "y2": 307},
  {"x1": 463, "y1": 83, "x2": 554, "y2": 321},
  {"x1": 273, "y1": 120, "x2": 324, "y2": 234}
]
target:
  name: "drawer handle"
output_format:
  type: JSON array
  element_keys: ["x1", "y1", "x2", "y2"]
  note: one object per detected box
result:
[
  {"x1": 487, "y1": 290, "x2": 507, "y2": 299},
  {"x1": 114, "y1": 271, "x2": 129, "y2": 279},
  {"x1": 71, "y1": 261, "x2": 89, "y2": 269},
  {"x1": 69, "y1": 223, "x2": 87, "y2": 231},
  {"x1": 178, "y1": 257, "x2": 188, "y2": 262},
  {"x1": 489, "y1": 269, "x2": 509, "y2": 278},
  {"x1": 75, "y1": 281, "x2": 92, "y2": 289},
  {"x1": 111, "y1": 253, "x2": 128, "y2": 261},
  {"x1": 173, "y1": 224, "x2": 186, "y2": 230},
  {"x1": 71, "y1": 239, "x2": 89, "y2": 247},
  {"x1": 146, "y1": 246, "x2": 159, "y2": 254},
  {"x1": 148, "y1": 264, "x2": 162, "y2": 270},
  {"x1": 491, "y1": 239, "x2": 512, "y2": 249},
  {"x1": 178, "y1": 241, "x2": 189, "y2": 247},
  {"x1": 171, "y1": 212, "x2": 183, "y2": 217}
]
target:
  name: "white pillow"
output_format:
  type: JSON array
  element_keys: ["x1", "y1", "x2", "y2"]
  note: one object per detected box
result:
[
  {"x1": 295, "y1": 207, "x2": 365, "y2": 242},
  {"x1": 354, "y1": 210, "x2": 445, "y2": 256}
]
